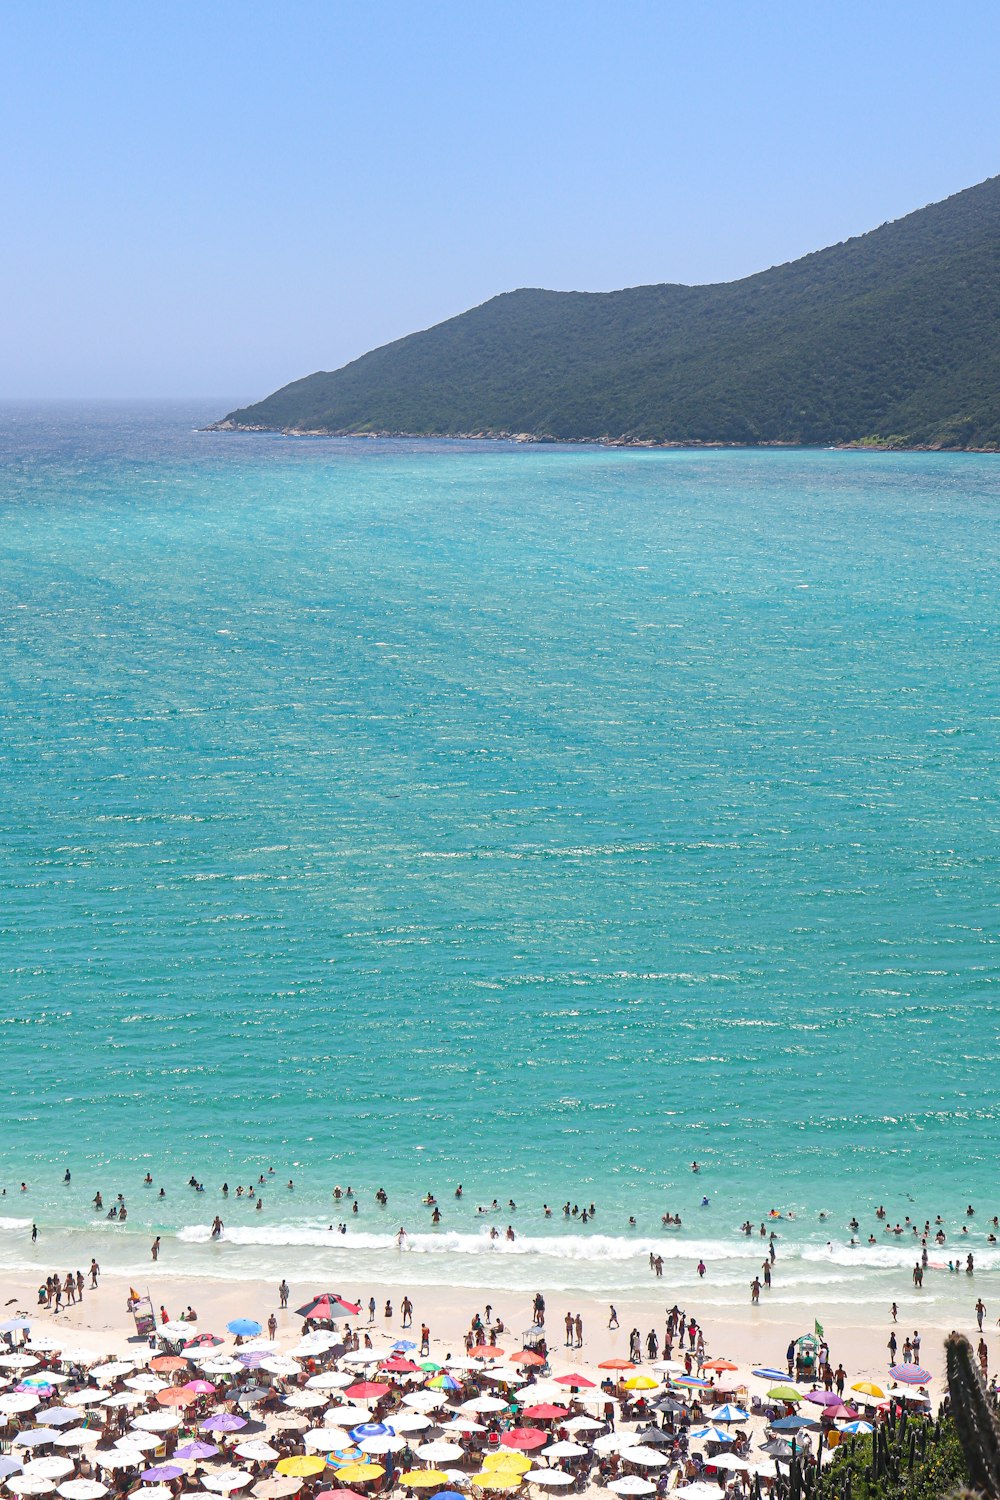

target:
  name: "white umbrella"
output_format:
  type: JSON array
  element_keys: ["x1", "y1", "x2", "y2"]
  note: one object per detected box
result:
[
  {"x1": 593, "y1": 1434, "x2": 642, "y2": 1456},
  {"x1": 199, "y1": 1359, "x2": 243, "y2": 1376},
  {"x1": 90, "y1": 1364, "x2": 135, "y2": 1381},
  {"x1": 202, "y1": 1471, "x2": 254, "y2": 1493},
  {"x1": 52, "y1": 1431, "x2": 102, "y2": 1449},
  {"x1": 304, "y1": 1372, "x2": 352, "y2": 1391},
  {"x1": 260, "y1": 1359, "x2": 300, "y2": 1378},
  {"x1": 131, "y1": 1412, "x2": 181, "y2": 1433},
  {"x1": 251, "y1": 1481, "x2": 303, "y2": 1500},
  {"x1": 623, "y1": 1447, "x2": 669, "y2": 1468},
  {"x1": 323, "y1": 1406, "x2": 372, "y2": 1427},
  {"x1": 66, "y1": 1391, "x2": 111, "y2": 1408},
  {"x1": 650, "y1": 1360, "x2": 684, "y2": 1374},
  {"x1": 712, "y1": 1455, "x2": 750, "y2": 1472},
  {"x1": 358, "y1": 1437, "x2": 407, "y2": 1456},
  {"x1": 115, "y1": 1432, "x2": 161, "y2": 1453},
  {"x1": 25, "y1": 1338, "x2": 62, "y2": 1355},
  {"x1": 58, "y1": 1483, "x2": 109, "y2": 1500},
  {"x1": 414, "y1": 1442, "x2": 465, "y2": 1463},
  {"x1": 339, "y1": 1352, "x2": 380, "y2": 1367},
  {"x1": 22, "y1": 1461, "x2": 75, "y2": 1482},
  {"x1": 6, "y1": 1478, "x2": 56, "y2": 1496},
  {"x1": 32, "y1": 1373, "x2": 71, "y2": 1386},
  {"x1": 540, "y1": 1442, "x2": 587, "y2": 1460},
  {"x1": 389, "y1": 1413, "x2": 435, "y2": 1433},
  {"x1": 524, "y1": 1475, "x2": 575, "y2": 1488},
  {"x1": 99, "y1": 1394, "x2": 143, "y2": 1410},
  {"x1": 303, "y1": 1427, "x2": 351, "y2": 1452},
  {"x1": 59, "y1": 1351, "x2": 101, "y2": 1368},
  {"x1": 13, "y1": 1433, "x2": 61, "y2": 1450},
  {"x1": 607, "y1": 1480, "x2": 655, "y2": 1496},
  {"x1": 562, "y1": 1418, "x2": 604, "y2": 1434},
  {"x1": 675, "y1": 1486, "x2": 725, "y2": 1500},
  {"x1": 139, "y1": 1488, "x2": 175, "y2": 1500},
  {"x1": 402, "y1": 1390, "x2": 447, "y2": 1411},
  {"x1": 439, "y1": 1418, "x2": 483, "y2": 1435},
  {"x1": 460, "y1": 1396, "x2": 507, "y2": 1414},
  {"x1": 234, "y1": 1443, "x2": 279, "y2": 1463},
  {"x1": 159, "y1": 1323, "x2": 195, "y2": 1341},
  {"x1": 124, "y1": 1375, "x2": 166, "y2": 1393},
  {"x1": 513, "y1": 1385, "x2": 562, "y2": 1404},
  {"x1": 0, "y1": 1355, "x2": 39, "y2": 1371},
  {"x1": 93, "y1": 1450, "x2": 144, "y2": 1471},
  {"x1": 282, "y1": 1392, "x2": 325, "y2": 1410},
  {"x1": 0, "y1": 1394, "x2": 40, "y2": 1414}
]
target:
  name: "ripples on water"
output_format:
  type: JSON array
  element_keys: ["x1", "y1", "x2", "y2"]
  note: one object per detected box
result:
[{"x1": 1, "y1": 402, "x2": 998, "y2": 1284}]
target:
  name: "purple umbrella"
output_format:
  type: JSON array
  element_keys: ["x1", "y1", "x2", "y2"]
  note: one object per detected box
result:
[
  {"x1": 175, "y1": 1442, "x2": 219, "y2": 1461},
  {"x1": 889, "y1": 1364, "x2": 931, "y2": 1385},
  {"x1": 804, "y1": 1391, "x2": 842, "y2": 1407},
  {"x1": 200, "y1": 1415, "x2": 247, "y2": 1434},
  {"x1": 142, "y1": 1467, "x2": 184, "y2": 1483}
]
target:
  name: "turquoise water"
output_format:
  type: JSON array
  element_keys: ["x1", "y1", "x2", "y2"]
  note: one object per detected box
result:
[{"x1": 1, "y1": 401, "x2": 998, "y2": 1301}]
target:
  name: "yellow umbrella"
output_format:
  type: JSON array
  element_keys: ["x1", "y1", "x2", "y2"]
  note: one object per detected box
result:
[
  {"x1": 473, "y1": 1477, "x2": 522, "y2": 1491},
  {"x1": 333, "y1": 1465, "x2": 386, "y2": 1484},
  {"x1": 275, "y1": 1459, "x2": 326, "y2": 1478},
  {"x1": 622, "y1": 1376, "x2": 658, "y2": 1390},
  {"x1": 399, "y1": 1473, "x2": 451, "y2": 1489},
  {"x1": 488, "y1": 1453, "x2": 533, "y2": 1473},
  {"x1": 851, "y1": 1382, "x2": 885, "y2": 1398}
]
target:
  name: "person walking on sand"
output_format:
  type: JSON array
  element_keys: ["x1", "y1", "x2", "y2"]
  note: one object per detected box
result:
[
  {"x1": 279, "y1": 1279, "x2": 289, "y2": 1308},
  {"x1": 89, "y1": 1258, "x2": 100, "y2": 1288},
  {"x1": 608, "y1": 1305, "x2": 619, "y2": 1329},
  {"x1": 419, "y1": 1322, "x2": 430, "y2": 1356},
  {"x1": 977, "y1": 1298, "x2": 987, "y2": 1330}
]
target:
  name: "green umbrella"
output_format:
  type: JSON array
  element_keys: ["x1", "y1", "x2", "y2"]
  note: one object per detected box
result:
[{"x1": 767, "y1": 1387, "x2": 802, "y2": 1402}]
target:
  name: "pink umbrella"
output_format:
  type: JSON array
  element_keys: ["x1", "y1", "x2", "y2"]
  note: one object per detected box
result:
[{"x1": 184, "y1": 1381, "x2": 217, "y2": 1396}]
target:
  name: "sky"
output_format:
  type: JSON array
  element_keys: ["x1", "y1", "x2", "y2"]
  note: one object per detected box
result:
[{"x1": 3, "y1": 0, "x2": 1000, "y2": 400}]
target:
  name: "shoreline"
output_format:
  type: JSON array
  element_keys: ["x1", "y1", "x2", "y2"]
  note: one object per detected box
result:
[{"x1": 202, "y1": 422, "x2": 1000, "y2": 453}]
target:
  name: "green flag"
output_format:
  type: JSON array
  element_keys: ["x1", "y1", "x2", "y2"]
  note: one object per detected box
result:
[{"x1": 815, "y1": 1318, "x2": 824, "y2": 1339}]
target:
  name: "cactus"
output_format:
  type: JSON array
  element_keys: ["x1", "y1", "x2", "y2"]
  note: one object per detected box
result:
[{"x1": 947, "y1": 1331, "x2": 1000, "y2": 1498}]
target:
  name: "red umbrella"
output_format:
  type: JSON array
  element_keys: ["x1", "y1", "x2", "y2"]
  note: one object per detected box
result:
[
  {"x1": 554, "y1": 1374, "x2": 596, "y2": 1389},
  {"x1": 469, "y1": 1345, "x2": 504, "y2": 1359},
  {"x1": 499, "y1": 1429, "x2": 547, "y2": 1450},
  {"x1": 824, "y1": 1403, "x2": 859, "y2": 1421},
  {"x1": 380, "y1": 1358, "x2": 422, "y2": 1374},
  {"x1": 316, "y1": 1492, "x2": 371, "y2": 1500},
  {"x1": 522, "y1": 1404, "x2": 569, "y2": 1421},
  {"x1": 296, "y1": 1294, "x2": 362, "y2": 1320},
  {"x1": 509, "y1": 1351, "x2": 545, "y2": 1367},
  {"x1": 345, "y1": 1382, "x2": 390, "y2": 1400},
  {"x1": 182, "y1": 1334, "x2": 224, "y2": 1349}
]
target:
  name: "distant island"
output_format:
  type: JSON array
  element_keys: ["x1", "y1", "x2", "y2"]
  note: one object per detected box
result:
[{"x1": 210, "y1": 175, "x2": 1000, "y2": 451}]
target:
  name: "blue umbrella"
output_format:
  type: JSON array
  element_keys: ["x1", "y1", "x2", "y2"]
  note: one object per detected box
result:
[
  {"x1": 227, "y1": 1318, "x2": 262, "y2": 1337},
  {"x1": 713, "y1": 1405, "x2": 749, "y2": 1423},
  {"x1": 752, "y1": 1368, "x2": 790, "y2": 1381},
  {"x1": 771, "y1": 1415, "x2": 815, "y2": 1432},
  {"x1": 688, "y1": 1427, "x2": 734, "y2": 1445},
  {"x1": 391, "y1": 1341, "x2": 417, "y2": 1352},
  {"x1": 840, "y1": 1421, "x2": 874, "y2": 1435},
  {"x1": 350, "y1": 1424, "x2": 390, "y2": 1441}
]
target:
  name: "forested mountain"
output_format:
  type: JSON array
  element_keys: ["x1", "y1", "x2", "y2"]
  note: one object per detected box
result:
[{"x1": 214, "y1": 176, "x2": 1000, "y2": 448}]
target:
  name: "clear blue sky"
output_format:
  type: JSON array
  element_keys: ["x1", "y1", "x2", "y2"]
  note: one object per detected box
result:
[{"x1": 4, "y1": 0, "x2": 999, "y2": 399}]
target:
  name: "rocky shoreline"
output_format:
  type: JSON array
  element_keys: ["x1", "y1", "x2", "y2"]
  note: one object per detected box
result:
[{"x1": 204, "y1": 420, "x2": 997, "y2": 454}]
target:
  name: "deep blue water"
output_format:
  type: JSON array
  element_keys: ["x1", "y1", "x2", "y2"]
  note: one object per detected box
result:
[{"x1": 1, "y1": 401, "x2": 998, "y2": 1293}]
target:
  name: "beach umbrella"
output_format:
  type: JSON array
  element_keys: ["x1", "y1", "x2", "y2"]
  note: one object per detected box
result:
[
  {"x1": 380, "y1": 1358, "x2": 423, "y2": 1374},
  {"x1": 295, "y1": 1295, "x2": 361, "y2": 1320},
  {"x1": 284, "y1": 1392, "x2": 326, "y2": 1410},
  {"x1": 840, "y1": 1421, "x2": 875, "y2": 1435},
  {"x1": 307, "y1": 1372, "x2": 353, "y2": 1391},
  {"x1": 51, "y1": 1431, "x2": 101, "y2": 1450},
  {"x1": 90, "y1": 1363, "x2": 135, "y2": 1381},
  {"x1": 251, "y1": 1482, "x2": 302, "y2": 1500},
  {"x1": 712, "y1": 1404, "x2": 749, "y2": 1423},
  {"x1": 674, "y1": 1486, "x2": 725, "y2": 1500},
  {"x1": 323, "y1": 1407, "x2": 374, "y2": 1428},
  {"x1": 687, "y1": 1428, "x2": 733, "y2": 1445},
  {"x1": 498, "y1": 1431, "x2": 546, "y2": 1451},
  {"x1": 593, "y1": 1434, "x2": 644, "y2": 1457},
  {"x1": 202, "y1": 1471, "x2": 255, "y2": 1493},
  {"x1": 711, "y1": 1455, "x2": 750, "y2": 1472},
  {"x1": 414, "y1": 1442, "x2": 465, "y2": 1463},
  {"x1": 597, "y1": 1360, "x2": 634, "y2": 1372},
  {"x1": 851, "y1": 1382, "x2": 885, "y2": 1398},
  {"x1": 671, "y1": 1376, "x2": 710, "y2": 1389},
  {"x1": 0, "y1": 1463, "x2": 23, "y2": 1483},
  {"x1": 227, "y1": 1321, "x2": 263, "y2": 1339},
  {"x1": 509, "y1": 1352, "x2": 545, "y2": 1368},
  {"x1": 22, "y1": 1462, "x2": 73, "y2": 1483},
  {"x1": 116, "y1": 1433, "x2": 161, "y2": 1454},
  {"x1": 889, "y1": 1366, "x2": 931, "y2": 1385},
  {"x1": 770, "y1": 1415, "x2": 816, "y2": 1432},
  {"x1": 563, "y1": 1417, "x2": 604, "y2": 1435},
  {"x1": 6, "y1": 1479, "x2": 56, "y2": 1496},
  {"x1": 521, "y1": 1406, "x2": 568, "y2": 1422},
  {"x1": 485, "y1": 1454, "x2": 532, "y2": 1473},
  {"x1": 234, "y1": 1443, "x2": 277, "y2": 1463},
  {"x1": 804, "y1": 1391, "x2": 841, "y2": 1408},
  {"x1": 183, "y1": 1334, "x2": 224, "y2": 1350},
  {"x1": 540, "y1": 1441, "x2": 587, "y2": 1459},
  {"x1": 200, "y1": 1359, "x2": 243, "y2": 1376},
  {"x1": 125, "y1": 1376, "x2": 166, "y2": 1393},
  {"x1": 767, "y1": 1387, "x2": 801, "y2": 1402},
  {"x1": 344, "y1": 1383, "x2": 389, "y2": 1401},
  {"x1": 622, "y1": 1378, "x2": 657, "y2": 1392},
  {"x1": 275, "y1": 1459, "x2": 326, "y2": 1478},
  {"x1": 401, "y1": 1391, "x2": 447, "y2": 1411},
  {"x1": 184, "y1": 1379, "x2": 218, "y2": 1396},
  {"x1": 66, "y1": 1392, "x2": 111, "y2": 1408},
  {"x1": 93, "y1": 1450, "x2": 145, "y2": 1472},
  {"x1": 461, "y1": 1397, "x2": 507, "y2": 1415},
  {"x1": 390, "y1": 1414, "x2": 436, "y2": 1434},
  {"x1": 201, "y1": 1415, "x2": 247, "y2": 1434},
  {"x1": 349, "y1": 1424, "x2": 390, "y2": 1442},
  {"x1": 752, "y1": 1368, "x2": 791, "y2": 1382},
  {"x1": 398, "y1": 1472, "x2": 450, "y2": 1488},
  {"x1": 330, "y1": 1466, "x2": 385, "y2": 1485},
  {"x1": 553, "y1": 1374, "x2": 595, "y2": 1389},
  {"x1": 176, "y1": 1442, "x2": 220, "y2": 1461},
  {"x1": 759, "y1": 1440, "x2": 793, "y2": 1459},
  {"x1": 702, "y1": 1360, "x2": 739, "y2": 1373},
  {"x1": 650, "y1": 1361, "x2": 683, "y2": 1375},
  {"x1": 0, "y1": 1319, "x2": 32, "y2": 1333},
  {"x1": 606, "y1": 1482, "x2": 655, "y2": 1497},
  {"x1": 0, "y1": 1355, "x2": 39, "y2": 1371},
  {"x1": 58, "y1": 1484, "x2": 108, "y2": 1500},
  {"x1": 469, "y1": 1477, "x2": 521, "y2": 1492},
  {"x1": 0, "y1": 1394, "x2": 40, "y2": 1414},
  {"x1": 358, "y1": 1437, "x2": 407, "y2": 1456},
  {"x1": 622, "y1": 1447, "x2": 669, "y2": 1468},
  {"x1": 13, "y1": 1432, "x2": 61, "y2": 1450},
  {"x1": 524, "y1": 1475, "x2": 574, "y2": 1489},
  {"x1": 822, "y1": 1403, "x2": 858, "y2": 1421},
  {"x1": 130, "y1": 1413, "x2": 182, "y2": 1434},
  {"x1": 142, "y1": 1467, "x2": 184, "y2": 1483},
  {"x1": 150, "y1": 1356, "x2": 186, "y2": 1373},
  {"x1": 33, "y1": 1411, "x2": 78, "y2": 1429},
  {"x1": 261, "y1": 1358, "x2": 301, "y2": 1378},
  {"x1": 891, "y1": 1389, "x2": 932, "y2": 1404},
  {"x1": 137, "y1": 1488, "x2": 174, "y2": 1500},
  {"x1": 427, "y1": 1374, "x2": 461, "y2": 1392},
  {"x1": 156, "y1": 1388, "x2": 197, "y2": 1407}
]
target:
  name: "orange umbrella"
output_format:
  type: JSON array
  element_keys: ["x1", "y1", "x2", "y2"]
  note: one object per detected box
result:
[
  {"x1": 469, "y1": 1345, "x2": 504, "y2": 1359},
  {"x1": 703, "y1": 1360, "x2": 739, "y2": 1373},
  {"x1": 598, "y1": 1360, "x2": 634, "y2": 1371},
  {"x1": 151, "y1": 1356, "x2": 187, "y2": 1373},
  {"x1": 157, "y1": 1387, "x2": 198, "y2": 1407},
  {"x1": 509, "y1": 1351, "x2": 544, "y2": 1367}
]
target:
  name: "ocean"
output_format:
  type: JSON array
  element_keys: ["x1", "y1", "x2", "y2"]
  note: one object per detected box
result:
[{"x1": 1, "y1": 400, "x2": 998, "y2": 1312}]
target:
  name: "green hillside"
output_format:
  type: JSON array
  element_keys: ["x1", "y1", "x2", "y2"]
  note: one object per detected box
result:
[{"x1": 214, "y1": 176, "x2": 1000, "y2": 448}]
